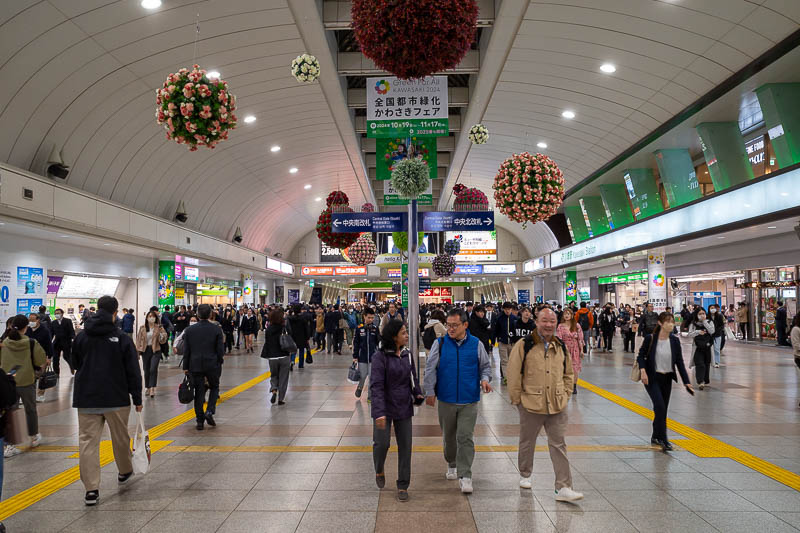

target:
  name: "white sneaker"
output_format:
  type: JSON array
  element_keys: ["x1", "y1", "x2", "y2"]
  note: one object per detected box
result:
[
  {"x1": 459, "y1": 477, "x2": 473, "y2": 494},
  {"x1": 36, "y1": 394, "x2": 46, "y2": 403},
  {"x1": 446, "y1": 467, "x2": 458, "y2": 480},
  {"x1": 714, "y1": 363, "x2": 720, "y2": 368},
  {"x1": 519, "y1": 476, "x2": 532, "y2": 489},
  {"x1": 555, "y1": 487, "x2": 584, "y2": 502},
  {"x1": 4, "y1": 445, "x2": 22, "y2": 458},
  {"x1": 31, "y1": 434, "x2": 42, "y2": 448}
]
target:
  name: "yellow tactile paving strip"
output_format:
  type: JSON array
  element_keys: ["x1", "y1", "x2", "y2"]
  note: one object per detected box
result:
[{"x1": 577, "y1": 378, "x2": 800, "y2": 491}]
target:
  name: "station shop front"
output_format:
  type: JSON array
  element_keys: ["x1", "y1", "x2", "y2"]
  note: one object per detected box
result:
[{"x1": 737, "y1": 265, "x2": 798, "y2": 341}]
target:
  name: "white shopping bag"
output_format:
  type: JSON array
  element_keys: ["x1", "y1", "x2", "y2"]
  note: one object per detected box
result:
[{"x1": 131, "y1": 411, "x2": 151, "y2": 475}]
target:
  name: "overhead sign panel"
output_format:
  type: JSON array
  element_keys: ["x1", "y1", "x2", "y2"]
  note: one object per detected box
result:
[
  {"x1": 366, "y1": 76, "x2": 449, "y2": 138},
  {"x1": 331, "y1": 212, "x2": 407, "y2": 233},
  {"x1": 331, "y1": 211, "x2": 495, "y2": 233},
  {"x1": 420, "y1": 211, "x2": 494, "y2": 232}
]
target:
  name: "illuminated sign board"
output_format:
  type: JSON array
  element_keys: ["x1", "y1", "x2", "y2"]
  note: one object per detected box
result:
[{"x1": 444, "y1": 231, "x2": 497, "y2": 262}]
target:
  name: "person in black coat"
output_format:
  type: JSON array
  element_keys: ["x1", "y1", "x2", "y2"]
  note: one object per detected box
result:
[
  {"x1": 469, "y1": 305, "x2": 492, "y2": 354},
  {"x1": 240, "y1": 308, "x2": 258, "y2": 353},
  {"x1": 261, "y1": 308, "x2": 292, "y2": 405},
  {"x1": 775, "y1": 301, "x2": 789, "y2": 346},
  {"x1": 182, "y1": 304, "x2": 225, "y2": 430},
  {"x1": 287, "y1": 305, "x2": 310, "y2": 369},
  {"x1": 220, "y1": 309, "x2": 236, "y2": 354},
  {"x1": 51, "y1": 308, "x2": 76, "y2": 375},
  {"x1": 599, "y1": 304, "x2": 617, "y2": 353},
  {"x1": 636, "y1": 311, "x2": 693, "y2": 452}
]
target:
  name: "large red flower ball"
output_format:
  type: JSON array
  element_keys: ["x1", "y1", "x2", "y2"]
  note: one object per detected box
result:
[
  {"x1": 326, "y1": 190, "x2": 349, "y2": 208},
  {"x1": 348, "y1": 234, "x2": 378, "y2": 266},
  {"x1": 453, "y1": 184, "x2": 488, "y2": 211},
  {"x1": 492, "y1": 152, "x2": 565, "y2": 227},
  {"x1": 351, "y1": 0, "x2": 479, "y2": 80},
  {"x1": 316, "y1": 207, "x2": 360, "y2": 249}
]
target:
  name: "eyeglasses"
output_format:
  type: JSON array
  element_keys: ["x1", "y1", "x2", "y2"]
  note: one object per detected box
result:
[{"x1": 445, "y1": 323, "x2": 463, "y2": 329}]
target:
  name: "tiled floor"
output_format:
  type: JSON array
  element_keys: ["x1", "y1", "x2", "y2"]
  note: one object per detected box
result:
[{"x1": 2, "y1": 334, "x2": 799, "y2": 532}]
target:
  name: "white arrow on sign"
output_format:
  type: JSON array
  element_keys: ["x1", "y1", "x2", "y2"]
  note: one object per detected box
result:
[
  {"x1": 333, "y1": 219, "x2": 341, "y2": 227},
  {"x1": 484, "y1": 218, "x2": 492, "y2": 225}
]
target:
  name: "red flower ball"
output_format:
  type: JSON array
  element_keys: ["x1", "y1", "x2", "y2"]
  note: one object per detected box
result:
[
  {"x1": 351, "y1": 0, "x2": 479, "y2": 80},
  {"x1": 316, "y1": 207, "x2": 360, "y2": 249},
  {"x1": 361, "y1": 202, "x2": 375, "y2": 213},
  {"x1": 492, "y1": 152, "x2": 565, "y2": 227},
  {"x1": 326, "y1": 190, "x2": 349, "y2": 207},
  {"x1": 453, "y1": 184, "x2": 488, "y2": 211}
]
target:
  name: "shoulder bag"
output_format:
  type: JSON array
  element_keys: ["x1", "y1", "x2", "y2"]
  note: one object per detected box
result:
[
  {"x1": 280, "y1": 325, "x2": 298, "y2": 353},
  {"x1": 630, "y1": 336, "x2": 651, "y2": 382}
]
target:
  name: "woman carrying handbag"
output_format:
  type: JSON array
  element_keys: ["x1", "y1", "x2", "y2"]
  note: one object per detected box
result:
[
  {"x1": 370, "y1": 319, "x2": 424, "y2": 502},
  {"x1": 135, "y1": 311, "x2": 168, "y2": 398},
  {"x1": 262, "y1": 308, "x2": 292, "y2": 405}
]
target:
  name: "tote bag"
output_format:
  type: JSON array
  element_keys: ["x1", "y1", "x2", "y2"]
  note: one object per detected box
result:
[
  {"x1": 4, "y1": 407, "x2": 28, "y2": 445},
  {"x1": 131, "y1": 411, "x2": 151, "y2": 475}
]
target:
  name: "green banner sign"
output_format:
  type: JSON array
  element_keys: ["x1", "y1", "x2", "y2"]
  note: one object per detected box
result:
[
  {"x1": 696, "y1": 122, "x2": 754, "y2": 191},
  {"x1": 599, "y1": 184, "x2": 634, "y2": 229},
  {"x1": 755, "y1": 83, "x2": 800, "y2": 169},
  {"x1": 598, "y1": 271, "x2": 647, "y2": 285},
  {"x1": 623, "y1": 168, "x2": 664, "y2": 220},
  {"x1": 376, "y1": 137, "x2": 437, "y2": 180},
  {"x1": 654, "y1": 149, "x2": 701, "y2": 208},
  {"x1": 158, "y1": 260, "x2": 175, "y2": 310},
  {"x1": 401, "y1": 263, "x2": 409, "y2": 308},
  {"x1": 580, "y1": 196, "x2": 611, "y2": 235},
  {"x1": 565, "y1": 270, "x2": 577, "y2": 303},
  {"x1": 384, "y1": 179, "x2": 433, "y2": 206},
  {"x1": 367, "y1": 76, "x2": 449, "y2": 138},
  {"x1": 565, "y1": 205, "x2": 591, "y2": 242},
  {"x1": 368, "y1": 119, "x2": 449, "y2": 138}
]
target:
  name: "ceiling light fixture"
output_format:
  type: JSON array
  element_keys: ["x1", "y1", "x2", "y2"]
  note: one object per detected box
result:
[
  {"x1": 600, "y1": 63, "x2": 617, "y2": 73},
  {"x1": 206, "y1": 71, "x2": 221, "y2": 79},
  {"x1": 141, "y1": 0, "x2": 161, "y2": 8},
  {"x1": 315, "y1": 197, "x2": 322, "y2": 202},
  {"x1": 767, "y1": 226, "x2": 777, "y2": 229},
  {"x1": 537, "y1": 142, "x2": 548, "y2": 149},
  {"x1": 717, "y1": 236, "x2": 725, "y2": 239},
  {"x1": 304, "y1": 184, "x2": 312, "y2": 190},
  {"x1": 270, "y1": 145, "x2": 281, "y2": 152},
  {"x1": 289, "y1": 167, "x2": 298, "y2": 174},
  {"x1": 561, "y1": 110, "x2": 576, "y2": 119},
  {"x1": 243, "y1": 115, "x2": 256, "y2": 124}
]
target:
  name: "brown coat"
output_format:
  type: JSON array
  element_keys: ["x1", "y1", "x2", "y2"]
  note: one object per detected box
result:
[
  {"x1": 507, "y1": 330, "x2": 574, "y2": 415},
  {"x1": 135, "y1": 324, "x2": 168, "y2": 353},
  {"x1": 736, "y1": 306, "x2": 748, "y2": 323}
]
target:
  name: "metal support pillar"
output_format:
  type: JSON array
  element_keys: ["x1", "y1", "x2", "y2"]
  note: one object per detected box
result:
[{"x1": 408, "y1": 200, "x2": 420, "y2": 375}]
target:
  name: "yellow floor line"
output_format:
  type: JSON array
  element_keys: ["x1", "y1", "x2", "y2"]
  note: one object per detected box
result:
[
  {"x1": 157, "y1": 443, "x2": 662, "y2": 453},
  {"x1": 577, "y1": 378, "x2": 800, "y2": 491},
  {"x1": 0, "y1": 368, "x2": 273, "y2": 521}
]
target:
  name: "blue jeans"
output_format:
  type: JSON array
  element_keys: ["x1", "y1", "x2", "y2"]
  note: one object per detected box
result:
[
  {"x1": 713, "y1": 336, "x2": 722, "y2": 365},
  {"x1": 297, "y1": 344, "x2": 310, "y2": 368}
]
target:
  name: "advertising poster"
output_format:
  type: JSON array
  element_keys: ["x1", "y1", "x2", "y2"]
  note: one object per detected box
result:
[
  {"x1": 157, "y1": 260, "x2": 175, "y2": 310},
  {"x1": 275, "y1": 286, "x2": 284, "y2": 304},
  {"x1": 384, "y1": 178, "x2": 433, "y2": 206},
  {"x1": 376, "y1": 137, "x2": 437, "y2": 180},
  {"x1": 518, "y1": 289, "x2": 530, "y2": 305},
  {"x1": 17, "y1": 298, "x2": 43, "y2": 315},
  {"x1": 320, "y1": 242, "x2": 346, "y2": 263},
  {"x1": 47, "y1": 276, "x2": 63, "y2": 296},
  {"x1": 17, "y1": 267, "x2": 45, "y2": 296},
  {"x1": 243, "y1": 274, "x2": 254, "y2": 305},
  {"x1": 565, "y1": 271, "x2": 577, "y2": 303},
  {"x1": 288, "y1": 289, "x2": 300, "y2": 304},
  {"x1": 366, "y1": 76, "x2": 449, "y2": 138},
  {"x1": 647, "y1": 249, "x2": 667, "y2": 312},
  {"x1": 444, "y1": 231, "x2": 497, "y2": 262},
  {"x1": 0, "y1": 266, "x2": 14, "y2": 322},
  {"x1": 401, "y1": 263, "x2": 409, "y2": 308}
]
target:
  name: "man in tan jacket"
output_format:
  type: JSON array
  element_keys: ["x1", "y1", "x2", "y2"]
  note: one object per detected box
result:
[{"x1": 507, "y1": 308, "x2": 583, "y2": 502}]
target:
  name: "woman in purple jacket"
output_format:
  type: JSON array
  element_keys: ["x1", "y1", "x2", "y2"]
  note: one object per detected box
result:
[{"x1": 371, "y1": 319, "x2": 424, "y2": 502}]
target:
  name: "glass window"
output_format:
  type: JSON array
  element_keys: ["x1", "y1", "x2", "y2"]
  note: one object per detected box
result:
[
  {"x1": 761, "y1": 269, "x2": 776, "y2": 282},
  {"x1": 778, "y1": 267, "x2": 794, "y2": 281}
]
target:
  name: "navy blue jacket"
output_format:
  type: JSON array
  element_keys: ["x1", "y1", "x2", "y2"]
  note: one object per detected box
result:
[
  {"x1": 493, "y1": 312, "x2": 517, "y2": 344},
  {"x1": 121, "y1": 312, "x2": 135, "y2": 333},
  {"x1": 353, "y1": 323, "x2": 379, "y2": 363},
  {"x1": 436, "y1": 333, "x2": 482, "y2": 404},
  {"x1": 27, "y1": 323, "x2": 53, "y2": 359},
  {"x1": 370, "y1": 348, "x2": 421, "y2": 420},
  {"x1": 324, "y1": 310, "x2": 341, "y2": 333},
  {"x1": 636, "y1": 333, "x2": 690, "y2": 385}
]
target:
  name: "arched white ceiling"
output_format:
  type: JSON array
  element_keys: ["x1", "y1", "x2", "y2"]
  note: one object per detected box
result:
[
  {"x1": 3, "y1": 0, "x2": 800, "y2": 263},
  {"x1": 452, "y1": 0, "x2": 800, "y2": 200},
  {"x1": 0, "y1": 0, "x2": 370, "y2": 255}
]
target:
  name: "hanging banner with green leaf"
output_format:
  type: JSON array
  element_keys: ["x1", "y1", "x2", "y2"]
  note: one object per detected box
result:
[{"x1": 376, "y1": 137, "x2": 437, "y2": 180}]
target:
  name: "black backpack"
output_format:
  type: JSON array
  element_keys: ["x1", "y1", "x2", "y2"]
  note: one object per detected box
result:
[
  {"x1": 422, "y1": 326, "x2": 438, "y2": 350},
  {"x1": 578, "y1": 312, "x2": 590, "y2": 332}
]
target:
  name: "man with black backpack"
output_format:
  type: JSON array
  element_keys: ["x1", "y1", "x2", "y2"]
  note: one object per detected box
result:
[
  {"x1": 507, "y1": 308, "x2": 583, "y2": 502},
  {"x1": 575, "y1": 302, "x2": 593, "y2": 354}
]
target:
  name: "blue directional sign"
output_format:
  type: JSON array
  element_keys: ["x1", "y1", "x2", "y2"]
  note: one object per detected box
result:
[
  {"x1": 454, "y1": 265, "x2": 483, "y2": 275},
  {"x1": 331, "y1": 212, "x2": 407, "y2": 233},
  {"x1": 419, "y1": 211, "x2": 494, "y2": 232}
]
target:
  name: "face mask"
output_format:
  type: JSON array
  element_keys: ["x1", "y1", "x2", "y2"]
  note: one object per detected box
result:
[
  {"x1": 55, "y1": 314, "x2": 63, "y2": 320},
  {"x1": 148, "y1": 317, "x2": 156, "y2": 324},
  {"x1": 30, "y1": 321, "x2": 39, "y2": 329},
  {"x1": 710, "y1": 308, "x2": 716, "y2": 314}
]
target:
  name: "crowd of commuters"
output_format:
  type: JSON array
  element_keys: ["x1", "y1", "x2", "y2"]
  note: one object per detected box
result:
[{"x1": 0, "y1": 293, "x2": 797, "y2": 519}]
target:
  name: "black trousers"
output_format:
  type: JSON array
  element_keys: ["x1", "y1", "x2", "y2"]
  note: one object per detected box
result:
[
  {"x1": 224, "y1": 331, "x2": 234, "y2": 352},
  {"x1": 373, "y1": 416, "x2": 413, "y2": 490},
  {"x1": 602, "y1": 330, "x2": 614, "y2": 351},
  {"x1": 53, "y1": 339, "x2": 72, "y2": 374},
  {"x1": 622, "y1": 330, "x2": 635, "y2": 352},
  {"x1": 141, "y1": 347, "x2": 161, "y2": 388},
  {"x1": 739, "y1": 322, "x2": 749, "y2": 341},
  {"x1": 776, "y1": 324, "x2": 789, "y2": 346},
  {"x1": 192, "y1": 369, "x2": 220, "y2": 422},
  {"x1": 694, "y1": 347, "x2": 711, "y2": 385},
  {"x1": 644, "y1": 372, "x2": 673, "y2": 442}
]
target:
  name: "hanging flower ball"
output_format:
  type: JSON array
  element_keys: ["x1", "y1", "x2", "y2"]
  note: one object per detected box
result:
[
  {"x1": 348, "y1": 234, "x2": 378, "y2": 266},
  {"x1": 316, "y1": 207, "x2": 360, "y2": 249},
  {"x1": 326, "y1": 190, "x2": 349, "y2": 208},
  {"x1": 444, "y1": 239, "x2": 461, "y2": 256},
  {"x1": 492, "y1": 151, "x2": 565, "y2": 228},
  {"x1": 468, "y1": 124, "x2": 489, "y2": 145},
  {"x1": 391, "y1": 157, "x2": 430, "y2": 198},
  {"x1": 351, "y1": 0, "x2": 478, "y2": 80},
  {"x1": 432, "y1": 254, "x2": 457, "y2": 277},
  {"x1": 291, "y1": 53, "x2": 320, "y2": 83},
  {"x1": 361, "y1": 202, "x2": 375, "y2": 212},
  {"x1": 155, "y1": 64, "x2": 237, "y2": 151},
  {"x1": 453, "y1": 183, "x2": 489, "y2": 211},
  {"x1": 391, "y1": 231, "x2": 424, "y2": 252}
]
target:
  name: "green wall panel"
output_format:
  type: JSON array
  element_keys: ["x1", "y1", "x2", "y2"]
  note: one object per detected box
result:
[
  {"x1": 580, "y1": 196, "x2": 611, "y2": 235},
  {"x1": 623, "y1": 168, "x2": 664, "y2": 220},
  {"x1": 696, "y1": 122, "x2": 754, "y2": 191},
  {"x1": 755, "y1": 83, "x2": 800, "y2": 169},
  {"x1": 599, "y1": 184, "x2": 634, "y2": 228},
  {"x1": 565, "y1": 205, "x2": 591, "y2": 242},
  {"x1": 654, "y1": 149, "x2": 702, "y2": 208}
]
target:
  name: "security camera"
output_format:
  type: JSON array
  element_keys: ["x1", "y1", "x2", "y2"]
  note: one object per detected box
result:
[
  {"x1": 273, "y1": 252, "x2": 282, "y2": 258},
  {"x1": 621, "y1": 258, "x2": 629, "y2": 269},
  {"x1": 232, "y1": 226, "x2": 243, "y2": 244},
  {"x1": 174, "y1": 200, "x2": 188, "y2": 223},
  {"x1": 46, "y1": 147, "x2": 70, "y2": 180}
]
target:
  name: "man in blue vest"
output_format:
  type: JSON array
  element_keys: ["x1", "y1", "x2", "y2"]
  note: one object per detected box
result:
[{"x1": 424, "y1": 308, "x2": 492, "y2": 494}]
